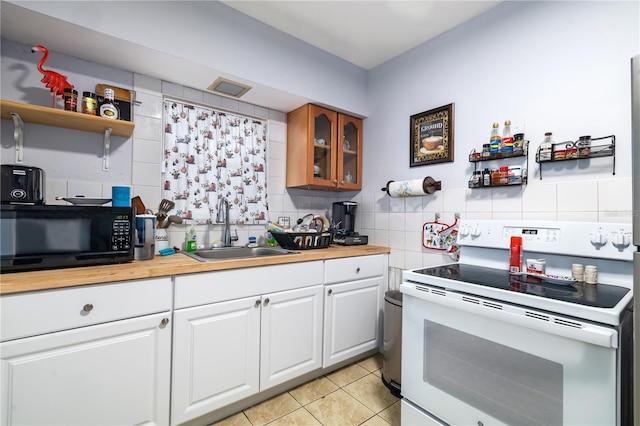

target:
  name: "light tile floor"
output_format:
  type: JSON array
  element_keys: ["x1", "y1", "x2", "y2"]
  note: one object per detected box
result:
[{"x1": 212, "y1": 354, "x2": 401, "y2": 426}]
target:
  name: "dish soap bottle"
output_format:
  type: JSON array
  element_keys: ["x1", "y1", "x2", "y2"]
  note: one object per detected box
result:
[{"x1": 186, "y1": 225, "x2": 197, "y2": 252}]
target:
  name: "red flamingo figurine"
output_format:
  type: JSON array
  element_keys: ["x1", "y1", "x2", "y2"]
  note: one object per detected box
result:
[{"x1": 31, "y1": 45, "x2": 74, "y2": 108}]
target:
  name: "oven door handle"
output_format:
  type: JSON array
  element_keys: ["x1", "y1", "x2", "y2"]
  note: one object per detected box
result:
[{"x1": 401, "y1": 284, "x2": 618, "y2": 348}]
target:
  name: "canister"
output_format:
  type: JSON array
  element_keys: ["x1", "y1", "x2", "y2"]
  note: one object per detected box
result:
[{"x1": 584, "y1": 265, "x2": 598, "y2": 284}]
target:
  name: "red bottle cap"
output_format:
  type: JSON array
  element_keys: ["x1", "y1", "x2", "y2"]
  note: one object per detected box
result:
[{"x1": 511, "y1": 236, "x2": 522, "y2": 245}]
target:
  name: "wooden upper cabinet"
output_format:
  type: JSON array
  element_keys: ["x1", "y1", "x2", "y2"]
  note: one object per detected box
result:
[{"x1": 286, "y1": 104, "x2": 362, "y2": 191}]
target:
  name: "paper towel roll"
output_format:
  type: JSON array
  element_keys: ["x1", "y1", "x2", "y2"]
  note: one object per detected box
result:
[{"x1": 382, "y1": 177, "x2": 441, "y2": 197}]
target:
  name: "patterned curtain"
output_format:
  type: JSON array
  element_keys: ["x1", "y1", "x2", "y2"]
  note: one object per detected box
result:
[{"x1": 162, "y1": 100, "x2": 268, "y2": 224}]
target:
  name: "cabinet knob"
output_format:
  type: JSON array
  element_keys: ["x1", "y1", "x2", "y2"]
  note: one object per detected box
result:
[
  {"x1": 356, "y1": 267, "x2": 361, "y2": 273},
  {"x1": 327, "y1": 289, "x2": 333, "y2": 295},
  {"x1": 254, "y1": 299, "x2": 261, "y2": 308},
  {"x1": 82, "y1": 303, "x2": 94, "y2": 313},
  {"x1": 160, "y1": 318, "x2": 170, "y2": 326},
  {"x1": 333, "y1": 180, "x2": 338, "y2": 185},
  {"x1": 263, "y1": 298, "x2": 270, "y2": 306},
  {"x1": 340, "y1": 180, "x2": 345, "y2": 185}
]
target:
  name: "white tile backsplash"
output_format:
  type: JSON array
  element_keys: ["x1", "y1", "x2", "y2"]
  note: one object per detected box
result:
[
  {"x1": 132, "y1": 161, "x2": 162, "y2": 187},
  {"x1": 134, "y1": 91, "x2": 163, "y2": 119},
  {"x1": 557, "y1": 180, "x2": 598, "y2": 212},
  {"x1": 132, "y1": 115, "x2": 162, "y2": 141},
  {"x1": 133, "y1": 138, "x2": 162, "y2": 164},
  {"x1": 598, "y1": 177, "x2": 632, "y2": 213}
]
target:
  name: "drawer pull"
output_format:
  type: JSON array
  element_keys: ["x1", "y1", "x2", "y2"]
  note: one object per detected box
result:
[
  {"x1": 356, "y1": 267, "x2": 361, "y2": 273},
  {"x1": 327, "y1": 289, "x2": 333, "y2": 295},
  {"x1": 82, "y1": 303, "x2": 94, "y2": 313},
  {"x1": 160, "y1": 318, "x2": 170, "y2": 326},
  {"x1": 254, "y1": 299, "x2": 261, "y2": 308},
  {"x1": 263, "y1": 298, "x2": 270, "y2": 306}
]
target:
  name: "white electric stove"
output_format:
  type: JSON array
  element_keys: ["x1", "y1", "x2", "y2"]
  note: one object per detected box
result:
[{"x1": 401, "y1": 219, "x2": 634, "y2": 426}]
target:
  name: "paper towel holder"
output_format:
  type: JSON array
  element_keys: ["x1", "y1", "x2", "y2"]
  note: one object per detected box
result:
[{"x1": 381, "y1": 176, "x2": 442, "y2": 197}]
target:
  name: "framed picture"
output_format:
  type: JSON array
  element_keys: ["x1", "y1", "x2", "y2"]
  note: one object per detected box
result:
[{"x1": 410, "y1": 103, "x2": 454, "y2": 167}]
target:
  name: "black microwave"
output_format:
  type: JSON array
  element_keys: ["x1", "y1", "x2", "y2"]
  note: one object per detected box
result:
[{"x1": 1, "y1": 205, "x2": 135, "y2": 273}]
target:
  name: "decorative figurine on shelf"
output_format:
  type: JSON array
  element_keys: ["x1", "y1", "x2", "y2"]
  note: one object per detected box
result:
[{"x1": 31, "y1": 45, "x2": 74, "y2": 108}]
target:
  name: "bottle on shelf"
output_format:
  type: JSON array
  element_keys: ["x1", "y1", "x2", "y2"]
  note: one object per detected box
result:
[
  {"x1": 499, "y1": 166, "x2": 509, "y2": 185},
  {"x1": 538, "y1": 132, "x2": 554, "y2": 161},
  {"x1": 99, "y1": 88, "x2": 120, "y2": 120},
  {"x1": 482, "y1": 168, "x2": 491, "y2": 187},
  {"x1": 490, "y1": 123, "x2": 500, "y2": 155},
  {"x1": 491, "y1": 168, "x2": 501, "y2": 186},
  {"x1": 501, "y1": 120, "x2": 513, "y2": 154}
]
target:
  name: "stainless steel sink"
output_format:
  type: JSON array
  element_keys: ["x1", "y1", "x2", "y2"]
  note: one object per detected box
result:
[{"x1": 183, "y1": 246, "x2": 297, "y2": 261}]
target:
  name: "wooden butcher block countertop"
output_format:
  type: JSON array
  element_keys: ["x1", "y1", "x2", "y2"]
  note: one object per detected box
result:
[{"x1": 0, "y1": 245, "x2": 390, "y2": 295}]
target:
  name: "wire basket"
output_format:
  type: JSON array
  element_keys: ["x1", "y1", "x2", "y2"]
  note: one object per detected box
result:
[{"x1": 271, "y1": 231, "x2": 332, "y2": 250}]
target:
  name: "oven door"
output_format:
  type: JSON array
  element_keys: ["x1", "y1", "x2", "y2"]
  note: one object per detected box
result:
[{"x1": 401, "y1": 282, "x2": 619, "y2": 426}]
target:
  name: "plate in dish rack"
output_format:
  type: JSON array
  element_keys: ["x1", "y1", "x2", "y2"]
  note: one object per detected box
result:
[{"x1": 509, "y1": 271, "x2": 577, "y2": 285}]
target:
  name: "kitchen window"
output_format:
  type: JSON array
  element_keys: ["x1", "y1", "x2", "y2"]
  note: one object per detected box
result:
[{"x1": 162, "y1": 100, "x2": 268, "y2": 224}]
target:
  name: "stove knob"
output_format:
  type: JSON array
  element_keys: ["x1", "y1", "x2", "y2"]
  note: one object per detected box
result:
[
  {"x1": 589, "y1": 229, "x2": 608, "y2": 248},
  {"x1": 459, "y1": 224, "x2": 470, "y2": 237},
  {"x1": 471, "y1": 225, "x2": 482, "y2": 238},
  {"x1": 611, "y1": 230, "x2": 631, "y2": 250}
]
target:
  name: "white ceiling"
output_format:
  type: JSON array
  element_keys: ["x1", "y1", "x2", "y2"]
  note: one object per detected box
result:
[{"x1": 221, "y1": 1, "x2": 502, "y2": 70}]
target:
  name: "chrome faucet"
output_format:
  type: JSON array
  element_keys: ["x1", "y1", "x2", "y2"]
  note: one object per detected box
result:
[{"x1": 216, "y1": 197, "x2": 237, "y2": 247}]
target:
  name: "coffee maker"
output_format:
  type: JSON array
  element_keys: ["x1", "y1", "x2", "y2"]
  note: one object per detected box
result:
[{"x1": 331, "y1": 201, "x2": 368, "y2": 245}]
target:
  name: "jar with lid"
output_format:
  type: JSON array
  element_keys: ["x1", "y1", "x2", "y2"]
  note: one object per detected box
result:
[
  {"x1": 577, "y1": 135, "x2": 591, "y2": 158},
  {"x1": 63, "y1": 88, "x2": 78, "y2": 112},
  {"x1": 513, "y1": 133, "x2": 525, "y2": 154},
  {"x1": 482, "y1": 144, "x2": 491, "y2": 158},
  {"x1": 538, "y1": 132, "x2": 554, "y2": 162},
  {"x1": 82, "y1": 92, "x2": 97, "y2": 115},
  {"x1": 468, "y1": 171, "x2": 482, "y2": 188}
]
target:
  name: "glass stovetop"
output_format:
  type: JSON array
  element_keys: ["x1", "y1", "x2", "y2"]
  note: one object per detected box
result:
[{"x1": 411, "y1": 263, "x2": 630, "y2": 309}]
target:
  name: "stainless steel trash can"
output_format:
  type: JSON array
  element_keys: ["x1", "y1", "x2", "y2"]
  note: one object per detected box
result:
[{"x1": 382, "y1": 290, "x2": 402, "y2": 397}]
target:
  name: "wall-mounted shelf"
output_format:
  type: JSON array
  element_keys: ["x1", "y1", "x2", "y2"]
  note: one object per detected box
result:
[
  {"x1": 0, "y1": 99, "x2": 134, "y2": 170},
  {"x1": 534, "y1": 135, "x2": 615, "y2": 179},
  {"x1": 467, "y1": 141, "x2": 529, "y2": 188}
]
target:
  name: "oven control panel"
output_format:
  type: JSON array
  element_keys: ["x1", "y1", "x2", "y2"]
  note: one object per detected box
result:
[{"x1": 458, "y1": 219, "x2": 633, "y2": 261}]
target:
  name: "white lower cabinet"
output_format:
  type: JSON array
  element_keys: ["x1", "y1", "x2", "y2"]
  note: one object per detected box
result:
[
  {"x1": 171, "y1": 262, "x2": 324, "y2": 425},
  {"x1": 323, "y1": 255, "x2": 386, "y2": 368},
  {"x1": 0, "y1": 278, "x2": 172, "y2": 426}
]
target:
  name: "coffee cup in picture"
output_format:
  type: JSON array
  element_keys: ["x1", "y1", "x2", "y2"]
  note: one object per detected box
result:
[{"x1": 422, "y1": 136, "x2": 443, "y2": 151}]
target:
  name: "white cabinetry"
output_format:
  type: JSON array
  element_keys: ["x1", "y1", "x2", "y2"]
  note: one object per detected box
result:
[
  {"x1": 171, "y1": 262, "x2": 324, "y2": 425},
  {"x1": 323, "y1": 254, "x2": 386, "y2": 368},
  {"x1": 0, "y1": 278, "x2": 172, "y2": 426}
]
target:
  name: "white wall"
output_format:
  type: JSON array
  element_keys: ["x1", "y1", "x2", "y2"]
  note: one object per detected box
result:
[{"x1": 357, "y1": 1, "x2": 639, "y2": 273}]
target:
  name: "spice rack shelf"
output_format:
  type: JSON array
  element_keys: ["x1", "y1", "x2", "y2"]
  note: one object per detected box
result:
[
  {"x1": 0, "y1": 99, "x2": 134, "y2": 170},
  {"x1": 468, "y1": 141, "x2": 529, "y2": 189},
  {"x1": 534, "y1": 135, "x2": 615, "y2": 179}
]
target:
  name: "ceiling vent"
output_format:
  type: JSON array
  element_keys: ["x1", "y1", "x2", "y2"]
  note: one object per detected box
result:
[{"x1": 207, "y1": 77, "x2": 252, "y2": 98}]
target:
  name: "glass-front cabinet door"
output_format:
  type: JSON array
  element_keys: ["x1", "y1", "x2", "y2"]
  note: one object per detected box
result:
[
  {"x1": 286, "y1": 103, "x2": 362, "y2": 191},
  {"x1": 312, "y1": 106, "x2": 337, "y2": 187},
  {"x1": 337, "y1": 114, "x2": 362, "y2": 190}
]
